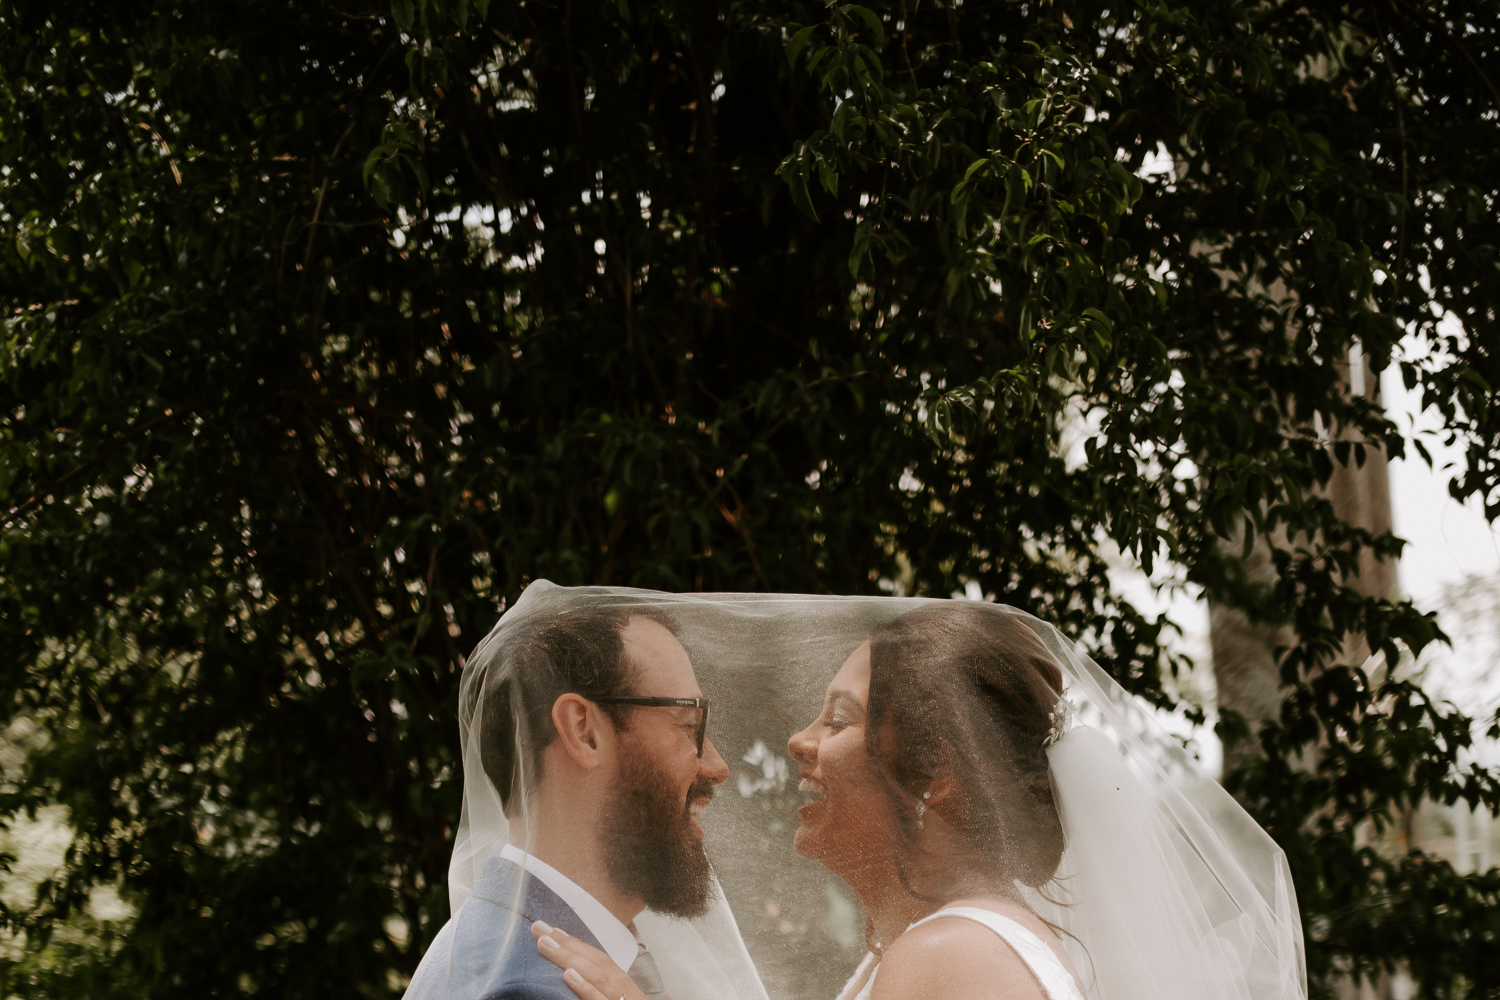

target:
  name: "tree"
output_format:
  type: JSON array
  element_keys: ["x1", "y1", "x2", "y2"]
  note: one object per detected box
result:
[{"x1": 1, "y1": 0, "x2": 1497, "y2": 997}]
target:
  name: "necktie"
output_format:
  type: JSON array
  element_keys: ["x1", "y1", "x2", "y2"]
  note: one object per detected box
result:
[{"x1": 626, "y1": 927, "x2": 667, "y2": 998}]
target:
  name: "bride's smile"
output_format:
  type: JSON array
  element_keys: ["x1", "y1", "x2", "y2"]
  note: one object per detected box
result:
[
  {"x1": 794, "y1": 775, "x2": 826, "y2": 821},
  {"x1": 796, "y1": 776, "x2": 825, "y2": 801},
  {"x1": 786, "y1": 641, "x2": 909, "y2": 887},
  {"x1": 781, "y1": 609, "x2": 1099, "y2": 1000}
]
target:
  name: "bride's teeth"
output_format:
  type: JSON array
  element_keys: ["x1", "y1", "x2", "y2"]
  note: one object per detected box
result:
[{"x1": 798, "y1": 778, "x2": 824, "y2": 798}]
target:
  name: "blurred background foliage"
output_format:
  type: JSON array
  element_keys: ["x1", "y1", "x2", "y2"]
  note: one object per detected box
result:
[{"x1": 0, "y1": 0, "x2": 1498, "y2": 996}]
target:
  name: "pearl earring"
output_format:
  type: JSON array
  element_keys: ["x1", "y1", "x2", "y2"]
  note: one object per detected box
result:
[{"x1": 915, "y1": 800, "x2": 926, "y2": 829}]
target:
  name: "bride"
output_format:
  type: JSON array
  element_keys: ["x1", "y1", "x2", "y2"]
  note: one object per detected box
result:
[{"x1": 527, "y1": 599, "x2": 1301, "y2": 1000}]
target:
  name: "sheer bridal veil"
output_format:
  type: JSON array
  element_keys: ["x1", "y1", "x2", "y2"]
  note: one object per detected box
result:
[{"x1": 418, "y1": 583, "x2": 1305, "y2": 1000}]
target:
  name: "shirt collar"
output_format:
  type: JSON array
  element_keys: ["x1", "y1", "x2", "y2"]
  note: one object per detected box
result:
[{"x1": 499, "y1": 843, "x2": 638, "y2": 973}]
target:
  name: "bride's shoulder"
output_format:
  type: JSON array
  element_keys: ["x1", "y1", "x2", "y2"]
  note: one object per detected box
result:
[{"x1": 870, "y1": 915, "x2": 1048, "y2": 1000}]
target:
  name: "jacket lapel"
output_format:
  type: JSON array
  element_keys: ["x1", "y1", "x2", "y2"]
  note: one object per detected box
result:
[{"x1": 468, "y1": 856, "x2": 605, "y2": 953}]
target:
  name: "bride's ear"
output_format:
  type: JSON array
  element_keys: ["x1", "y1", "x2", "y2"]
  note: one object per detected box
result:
[{"x1": 921, "y1": 775, "x2": 957, "y2": 809}]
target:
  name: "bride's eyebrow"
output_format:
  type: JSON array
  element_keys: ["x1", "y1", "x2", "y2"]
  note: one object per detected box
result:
[{"x1": 825, "y1": 690, "x2": 865, "y2": 715}]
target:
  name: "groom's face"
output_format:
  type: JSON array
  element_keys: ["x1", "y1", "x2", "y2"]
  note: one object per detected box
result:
[{"x1": 603, "y1": 617, "x2": 728, "y2": 917}]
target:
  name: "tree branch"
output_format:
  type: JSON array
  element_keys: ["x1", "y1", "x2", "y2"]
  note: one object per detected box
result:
[{"x1": 2, "y1": 408, "x2": 188, "y2": 528}]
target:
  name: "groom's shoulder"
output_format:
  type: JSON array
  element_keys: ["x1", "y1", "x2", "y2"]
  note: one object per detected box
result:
[
  {"x1": 483, "y1": 958, "x2": 579, "y2": 999},
  {"x1": 473, "y1": 960, "x2": 579, "y2": 1000},
  {"x1": 479, "y1": 981, "x2": 579, "y2": 1000},
  {"x1": 430, "y1": 891, "x2": 582, "y2": 1000},
  {"x1": 403, "y1": 858, "x2": 596, "y2": 1000}
]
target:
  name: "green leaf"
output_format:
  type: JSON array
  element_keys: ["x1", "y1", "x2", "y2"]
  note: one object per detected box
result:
[
  {"x1": 786, "y1": 24, "x2": 817, "y2": 67},
  {"x1": 1081, "y1": 307, "x2": 1113, "y2": 334},
  {"x1": 848, "y1": 219, "x2": 876, "y2": 279},
  {"x1": 817, "y1": 157, "x2": 839, "y2": 197},
  {"x1": 781, "y1": 167, "x2": 818, "y2": 221},
  {"x1": 842, "y1": 4, "x2": 886, "y2": 47},
  {"x1": 959, "y1": 156, "x2": 990, "y2": 185}
]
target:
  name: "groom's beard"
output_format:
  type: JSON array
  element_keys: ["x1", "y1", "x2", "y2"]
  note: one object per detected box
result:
[{"x1": 604, "y1": 744, "x2": 716, "y2": 919}]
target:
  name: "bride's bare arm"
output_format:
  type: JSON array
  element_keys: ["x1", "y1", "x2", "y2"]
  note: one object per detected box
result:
[{"x1": 530, "y1": 921, "x2": 663, "y2": 1000}]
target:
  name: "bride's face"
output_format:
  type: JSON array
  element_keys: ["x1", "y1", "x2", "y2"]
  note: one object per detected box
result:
[{"x1": 786, "y1": 641, "x2": 898, "y2": 877}]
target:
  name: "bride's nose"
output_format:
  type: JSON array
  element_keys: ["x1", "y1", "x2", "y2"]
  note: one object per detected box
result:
[{"x1": 787, "y1": 725, "x2": 816, "y2": 766}]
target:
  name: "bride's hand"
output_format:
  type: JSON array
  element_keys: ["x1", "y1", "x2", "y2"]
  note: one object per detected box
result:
[{"x1": 531, "y1": 921, "x2": 657, "y2": 1000}]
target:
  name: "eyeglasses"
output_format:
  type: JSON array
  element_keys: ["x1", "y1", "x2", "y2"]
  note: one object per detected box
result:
[{"x1": 589, "y1": 696, "x2": 712, "y2": 756}]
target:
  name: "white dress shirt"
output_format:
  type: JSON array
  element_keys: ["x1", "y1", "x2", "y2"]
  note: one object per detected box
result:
[{"x1": 499, "y1": 843, "x2": 638, "y2": 973}]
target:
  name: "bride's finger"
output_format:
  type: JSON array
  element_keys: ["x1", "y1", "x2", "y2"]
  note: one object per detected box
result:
[
  {"x1": 533, "y1": 930, "x2": 647, "y2": 1000},
  {"x1": 532, "y1": 923, "x2": 614, "y2": 967},
  {"x1": 559, "y1": 966, "x2": 614, "y2": 1000},
  {"x1": 531, "y1": 923, "x2": 607, "y2": 970},
  {"x1": 535, "y1": 933, "x2": 599, "y2": 974}
]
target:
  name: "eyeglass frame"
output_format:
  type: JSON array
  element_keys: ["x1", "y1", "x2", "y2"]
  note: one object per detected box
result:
[{"x1": 587, "y1": 695, "x2": 712, "y2": 756}]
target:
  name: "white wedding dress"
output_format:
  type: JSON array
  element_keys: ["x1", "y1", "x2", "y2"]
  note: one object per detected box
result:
[{"x1": 835, "y1": 906, "x2": 1085, "y2": 1000}]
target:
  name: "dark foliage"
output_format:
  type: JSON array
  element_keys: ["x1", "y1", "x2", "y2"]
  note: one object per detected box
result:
[{"x1": 1, "y1": 0, "x2": 1497, "y2": 996}]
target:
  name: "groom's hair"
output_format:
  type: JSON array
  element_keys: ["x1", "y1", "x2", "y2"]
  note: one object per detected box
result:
[{"x1": 478, "y1": 599, "x2": 680, "y2": 810}]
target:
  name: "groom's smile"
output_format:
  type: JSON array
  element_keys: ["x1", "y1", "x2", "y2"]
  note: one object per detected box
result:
[
  {"x1": 686, "y1": 776, "x2": 715, "y2": 837},
  {"x1": 599, "y1": 615, "x2": 728, "y2": 917}
]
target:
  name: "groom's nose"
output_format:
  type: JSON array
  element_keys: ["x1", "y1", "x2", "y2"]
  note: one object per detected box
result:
[{"x1": 698, "y1": 737, "x2": 728, "y2": 785}]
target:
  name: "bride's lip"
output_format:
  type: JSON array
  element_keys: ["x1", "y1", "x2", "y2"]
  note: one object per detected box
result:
[
  {"x1": 796, "y1": 777, "x2": 827, "y2": 820},
  {"x1": 796, "y1": 797, "x2": 826, "y2": 821}
]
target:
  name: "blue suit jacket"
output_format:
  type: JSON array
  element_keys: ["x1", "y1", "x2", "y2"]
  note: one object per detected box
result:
[{"x1": 410, "y1": 857, "x2": 608, "y2": 1000}]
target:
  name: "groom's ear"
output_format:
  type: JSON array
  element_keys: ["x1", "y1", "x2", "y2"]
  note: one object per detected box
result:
[{"x1": 551, "y1": 693, "x2": 615, "y2": 770}]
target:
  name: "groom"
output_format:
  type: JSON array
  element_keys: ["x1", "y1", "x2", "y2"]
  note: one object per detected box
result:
[{"x1": 407, "y1": 602, "x2": 728, "y2": 999}]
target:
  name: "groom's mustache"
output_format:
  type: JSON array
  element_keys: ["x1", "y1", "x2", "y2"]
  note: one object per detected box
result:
[{"x1": 684, "y1": 777, "x2": 716, "y2": 810}]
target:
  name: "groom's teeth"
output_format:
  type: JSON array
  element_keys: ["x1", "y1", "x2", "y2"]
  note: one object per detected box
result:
[{"x1": 688, "y1": 802, "x2": 706, "y2": 820}]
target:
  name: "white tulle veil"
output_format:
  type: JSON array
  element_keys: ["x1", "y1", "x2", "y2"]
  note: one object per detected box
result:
[{"x1": 406, "y1": 582, "x2": 1306, "y2": 1000}]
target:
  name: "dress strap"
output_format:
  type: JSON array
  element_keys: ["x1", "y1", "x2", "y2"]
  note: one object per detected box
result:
[
  {"x1": 907, "y1": 907, "x2": 1084, "y2": 1000},
  {"x1": 833, "y1": 950, "x2": 878, "y2": 1000}
]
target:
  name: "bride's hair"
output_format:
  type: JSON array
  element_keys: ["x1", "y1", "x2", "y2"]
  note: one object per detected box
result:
[{"x1": 866, "y1": 603, "x2": 1066, "y2": 895}]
